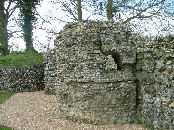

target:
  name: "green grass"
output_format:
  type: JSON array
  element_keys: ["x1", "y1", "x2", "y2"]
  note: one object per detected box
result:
[
  {"x1": 0, "y1": 92, "x2": 13, "y2": 104},
  {"x1": 0, "y1": 51, "x2": 44, "y2": 67},
  {"x1": 0, "y1": 92, "x2": 14, "y2": 130},
  {"x1": 0, "y1": 124, "x2": 12, "y2": 130},
  {"x1": 0, "y1": 51, "x2": 44, "y2": 129}
]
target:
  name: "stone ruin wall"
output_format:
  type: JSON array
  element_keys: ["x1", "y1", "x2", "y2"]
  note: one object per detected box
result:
[
  {"x1": 52, "y1": 21, "x2": 174, "y2": 129},
  {"x1": 54, "y1": 21, "x2": 137, "y2": 124},
  {"x1": 44, "y1": 49, "x2": 57, "y2": 94},
  {"x1": 137, "y1": 41, "x2": 174, "y2": 129},
  {"x1": 0, "y1": 65, "x2": 44, "y2": 92}
]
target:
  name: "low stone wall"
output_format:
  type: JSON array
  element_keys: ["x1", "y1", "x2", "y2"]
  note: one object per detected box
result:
[
  {"x1": 137, "y1": 42, "x2": 174, "y2": 130},
  {"x1": 44, "y1": 49, "x2": 57, "y2": 94},
  {"x1": 0, "y1": 65, "x2": 44, "y2": 92}
]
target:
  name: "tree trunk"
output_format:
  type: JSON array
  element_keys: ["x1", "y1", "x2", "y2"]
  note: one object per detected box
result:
[
  {"x1": 0, "y1": 1, "x2": 9, "y2": 56},
  {"x1": 19, "y1": 0, "x2": 37, "y2": 52},
  {"x1": 22, "y1": 11, "x2": 35, "y2": 52},
  {"x1": 107, "y1": 0, "x2": 113, "y2": 21},
  {"x1": 77, "y1": 0, "x2": 82, "y2": 22}
]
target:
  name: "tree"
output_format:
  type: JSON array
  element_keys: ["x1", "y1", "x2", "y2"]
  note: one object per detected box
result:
[
  {"x1": 0, "y1": 0, "x2": 18, "y2": 55},
  {"x1": 92, "y1": 0, "x2": 172, "y2": 22},
  {"x1": 53, "y1": 0, "x2": 83, "y2": 22},
  {"x1": 90, "y1": 0, "x2": 174, "y2": 35},
  {"x1": 17, "y1": 0, "x2": 40, "y2": 52},
  {"x1": 120, "y1": 0, "x2": 166, "y2": 23},
  {"x1": 107, "y1": 0, "x2": 113, "y2": 21},
  {"x1": 0, "y1": 0, "x2": 8, "y2": 55},
  {"x1": 77, "y1": 0, "x2": 82, "y2": 22}
]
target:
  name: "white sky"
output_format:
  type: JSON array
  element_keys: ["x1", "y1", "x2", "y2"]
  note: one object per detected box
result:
[{"x1": 6, "y1": 0, "x2": 174, "y2": 52}]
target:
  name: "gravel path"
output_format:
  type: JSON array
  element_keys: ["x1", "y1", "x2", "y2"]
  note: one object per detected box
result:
[{"x1": 0, "y1": 91, "x2": 147, "y2": 130}]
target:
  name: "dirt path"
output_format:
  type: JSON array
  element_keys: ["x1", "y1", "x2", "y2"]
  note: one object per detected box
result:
[{"x1": 0, "y1": 91, "x2": 147, "y2": 130}]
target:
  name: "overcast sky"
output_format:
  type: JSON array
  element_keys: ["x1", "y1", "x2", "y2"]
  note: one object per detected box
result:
[{"x1": 7, "y1": 0, "x2": 174, "y2": 52}]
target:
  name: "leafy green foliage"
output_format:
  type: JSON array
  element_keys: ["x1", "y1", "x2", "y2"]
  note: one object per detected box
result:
[
  {"x1": 0, "y1": 51, "x2": 44, "y2": 67},
  {"x1": 17, "y1": 0, "x2": 41, "y2": 51}
]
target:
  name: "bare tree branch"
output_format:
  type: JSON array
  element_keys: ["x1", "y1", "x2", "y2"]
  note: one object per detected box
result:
[
  {"x1": 8, "y1": 4, "x2": 19, "y2": 18},
  {"x1": 60, "y1": 1, "x2": 78, "y2": 21},
  {"x1": 123, "y1": 0, "x2": 166, "y2": 23},
  {"x1": 70, "y1": 0, "x2": 77, "y2": 7}
]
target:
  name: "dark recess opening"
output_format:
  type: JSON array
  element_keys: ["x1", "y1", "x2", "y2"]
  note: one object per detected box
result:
[{"x1": 111, "y1": 52, "x2": 122, "y2": 70}]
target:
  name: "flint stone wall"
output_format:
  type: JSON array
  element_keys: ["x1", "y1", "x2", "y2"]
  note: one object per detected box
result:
[
  {"x1": 54, "y1": 20, "x2": 174, "y2": 129},
  {"x1": 0, "y1": 65, "x2": 44, "y2": 92},
  {"x1": 44, "y1": 49, "x2": 57, "y2": 94},
  {"x1": 137, "y1": 41, "x2": 174, "y2": 130},
  {"x1": 54, "y1": 21, "x2": 137, "y2": 124}
]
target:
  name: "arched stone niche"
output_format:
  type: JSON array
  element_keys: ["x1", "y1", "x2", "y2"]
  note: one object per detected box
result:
[{"x1": 54, "y1": 21, "x2": 137, "y2": 124}]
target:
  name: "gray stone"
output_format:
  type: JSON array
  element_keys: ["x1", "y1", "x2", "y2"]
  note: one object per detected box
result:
[
  {"x1": 50, "y1": 20, "x2": 174, "y2": 129},
  {"x1": 0, "y1": 65, "x2": 44, "y2": 92},
  {"x1": 44, "y1": 49, "x2": 57, "y2": 94},
  {"x1": 54, "y1": 21, "x2": 137, "y2": 124}
]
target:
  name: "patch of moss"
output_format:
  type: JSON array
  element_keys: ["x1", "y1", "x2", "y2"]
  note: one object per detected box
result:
[{"x1": 0, "y1": 51, "x2": 44, "y2": 67}]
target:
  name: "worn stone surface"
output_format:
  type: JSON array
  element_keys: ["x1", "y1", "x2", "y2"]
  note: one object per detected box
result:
[
  {"x1": 52, "y1": 20, "x2": 174, "y2": 129},
  {"x1": 54, "y1": 21, "x2": 137, "y2": 124},
  {"x1": 0, "y1": 65, "x2": 44, "y2": 92},
  {"x1": 137, "y1": 41, "x2": 174, "y2": 130},
  {"x1": 44, "y1": 49, "x2": 57, "y2": 94}
]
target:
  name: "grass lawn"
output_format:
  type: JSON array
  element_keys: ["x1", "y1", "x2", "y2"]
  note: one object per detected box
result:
[
  {"x1": 0, "y1": 51, "x2": 44, "y2": 67},
  {"x1": 0, "y1": 124, "x2": 12, "y2": 130},
  {"x1": 0, "y1": 51, "x2": 44, "y2": 130},
  {"x1": 0, "y1": 92, "x2": 13, "y2": 104},
  {"x1": 0, "y1": 92, "x2": 14, "y2": 130}
]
